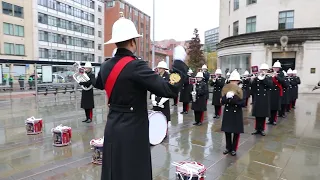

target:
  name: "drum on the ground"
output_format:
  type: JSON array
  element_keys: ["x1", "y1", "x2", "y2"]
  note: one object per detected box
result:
[
  {"x1": 148, "y1": 110, "x2": 167, "y2": 146},
  {"x1": 90, "y1": 137, "x2": 104, "y2": 165},
  {"x1": 173, "y1": 161, "x2": 206, "y2": 180},
  {"x1": 51, "y1": 125, "x2": 72, "y2": 147},
  {"x1": 25, "y1": 117, "x2": 43, "y2": 135}
]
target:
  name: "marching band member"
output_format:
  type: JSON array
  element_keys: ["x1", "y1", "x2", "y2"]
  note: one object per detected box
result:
[
  {"x1": 279, "y1": 70, "x2": 290, "y2": 118},
  {"x1": 221, "y1": 70, "x2": 244, "y2": 156},
  {"x1": 80, "y1": 62, "x2": 96, "y2": 123},
  {"x1": 241, "y1": 70, "x2": 251, "y2": 107},
  {"x1": 151, "y1": 61, "x2": 171, "y2": 122},
  {"x1": 251, "y1": 63, "x2": 273, "y2": 136},
  {"x1": 225, "y1": 72, "x2": 231, "y2": 84},
  {"x1": 192, "y1": 72, "x2": 207, "y2": 126},
  {"x1": 96, "y1": 14, "x2": 188, "y2": 180},
  {"x1": 287, "y1": 68, "x2": 294, "y2": 111},
  {"x1": 209, "y1": 68, "x2": 225, "y2": 118},
  {"x1": 268, "y1": 60, "x2": 285, "y2": 125},
  {"x1": 291, "y1": 70, "x2": 301, "y2": 109},
  {"x1": 179, "y1": 69, "x2": 193, "y2": 114},
  {"x1": 202, "y1": 64, "x2": 210, "y2": 101}
]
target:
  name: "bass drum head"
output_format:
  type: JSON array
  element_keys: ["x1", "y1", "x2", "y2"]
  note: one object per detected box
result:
[{"x1": 149, "y1": 111, "x2": 167, "y2": 146}]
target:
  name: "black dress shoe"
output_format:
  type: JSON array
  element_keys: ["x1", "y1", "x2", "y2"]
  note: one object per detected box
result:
[
  {"x1": 223, "y1": 149, "x2": 230, "y2": 155},
  {"x1": 86, "y1": 119, "x2": 92, "y2": 123},
  {"x1": 193, "y1": 122, "x2": 199, "y2": 125},
  {"x1": 251, "y1": 130, "x2": 259, "y2": 135},
  {"x1": 272, "y1": 122, "x2": 277, "y2": 125},
  {"x1": 82, "y1": 119, "x2": 89, "y2": 122},
  {"x1": 260, "y1": 131, "x2": 266, "y2": 136},
  {"x1": 230, "y1": 151, "x2": 237, "y2": 156},
  {"x1": 180, "y1": 111, "x2": 185, "y2": 114},
  {"x1": 196, "y1": 122, "x2": 202, "y2": 126}
]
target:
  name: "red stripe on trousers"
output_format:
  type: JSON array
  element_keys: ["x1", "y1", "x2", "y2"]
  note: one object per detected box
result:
[
  {"x1": 200, "y1": 112, "x2": 204, "y2": 123},
  {"x1": 219, "y1": 107, "x2": 222, "y2": 116},
  {"x1": 235, "y1": 134, "x2": 240, "y2": 151},
  {"x1": 89, "y1": 109, "x2": 93, "y2": 119},
  {"x1": 275, "y1": 112, "x2": 278, "y2": 122},
  {"x1": 186, "y1": 104, "x2": 189, "y2": 111}
]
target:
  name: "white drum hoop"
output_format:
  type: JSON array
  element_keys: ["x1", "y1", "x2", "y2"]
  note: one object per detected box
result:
[{"x1": 148, "y1": 110, "x2": 167, "y2": 146}]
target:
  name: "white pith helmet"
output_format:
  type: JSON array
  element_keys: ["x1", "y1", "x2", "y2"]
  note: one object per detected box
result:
[
  {"x1": 112, "y1": 48, "x2": 117, "y2": 57},
  {"x1": 243, "y1": 70, "x2": 249, "y2": 75},
  {"x1": 105, "y1": 12, "x2": 142, "y2": 44},
  {"x1": 226, "y1": 72, "x2": 231, "y2": 76},
  {"x1": 173, "y1": 45, "x2": 187, "y2": 61},
  {"x1": 215, "y1": 69, "x2": 222, "y2": 74},
  {"x1": 292, "y1": 70, "x2": 297, "y2": 74},
  {"x1": 259, "y1": 63, "x2": 269, "y2": 70},
  {"x1": 84, "y1": 62, "x2": 92, "y2": 68},
  {"x1": 202, "y1": 64, "x2": 207, "y2": 69},
  {"x1": 157, "y1": 61, "x2": 168, "y2": 70},
  {"x1": 188, "y1": 69, "x2": 193, "y2": 74},
  {"x1": 273, "y1": 60, "x2": 281, "y2": 68},
  {"x1": 229, "y1": 70, "x2": 241, "y2": 81},
  {"x1": 196, "y1": 72, "x2": 204, "y2": 78},
  {"x1": 287, "y1": 68, "x2": 293, "y2": 74}
]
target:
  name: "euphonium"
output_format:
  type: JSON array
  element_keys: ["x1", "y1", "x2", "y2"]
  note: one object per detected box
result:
[
  {"x1": 191, "y1": 83, "x2": 197, "y2": 102},
  {"x1": 73, "y1": 62, "x2": 93, "y2": 91}
]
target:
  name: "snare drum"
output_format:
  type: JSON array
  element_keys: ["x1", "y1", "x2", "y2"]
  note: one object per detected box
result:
[
  {"x1": 175, "y1": 161, "x2": 206, "y2": 180},
  {"x1": 52, "y1": 126, "x2": 72, "y2": 147},
  {"x1": 148, "y1": 110, "x2": 167, "y2": 146},
  {"x1": 25, "y1": 117, "x2": 43, "y2": 135}
]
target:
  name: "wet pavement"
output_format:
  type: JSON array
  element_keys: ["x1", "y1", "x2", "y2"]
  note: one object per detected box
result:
[{"x1": 0, "y1": 92, "x2": 320, "y2": 180}]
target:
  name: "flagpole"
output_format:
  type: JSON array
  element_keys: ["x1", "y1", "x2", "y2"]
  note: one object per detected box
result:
[{"x1": 152, "y1": 0, "x2": 155, "y2": 69}]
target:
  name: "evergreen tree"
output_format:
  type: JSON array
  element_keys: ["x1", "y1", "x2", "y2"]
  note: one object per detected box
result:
[{"x1": 187, "y1": 28, "x2": 206, "y2": 71}]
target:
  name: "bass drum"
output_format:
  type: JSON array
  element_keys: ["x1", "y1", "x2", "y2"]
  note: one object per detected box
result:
[{"x1": 148, "y1": 110, "x2": 167, "y2": 146}]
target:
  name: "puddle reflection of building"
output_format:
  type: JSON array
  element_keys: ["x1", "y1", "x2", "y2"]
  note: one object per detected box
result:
[{"x1": 190, "y1": 122, "x2": 208, "y2": 161}]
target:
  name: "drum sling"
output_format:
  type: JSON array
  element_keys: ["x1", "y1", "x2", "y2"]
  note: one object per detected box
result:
[{"x1": 105, "y1": 56, "x2": 135, "y2": 102}]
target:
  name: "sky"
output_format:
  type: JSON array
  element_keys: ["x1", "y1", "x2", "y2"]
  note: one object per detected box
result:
[{"x1": 124, "y1": 0, "x2": 220, "y2": 43}]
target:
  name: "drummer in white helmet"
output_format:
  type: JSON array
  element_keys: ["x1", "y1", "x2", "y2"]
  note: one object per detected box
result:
[
  {"x1": 95, "y1": 12, "x2": 188, "y2": 180},
  {"x1": 191, "y1": 72, "x2": 208, "y2": 126}
]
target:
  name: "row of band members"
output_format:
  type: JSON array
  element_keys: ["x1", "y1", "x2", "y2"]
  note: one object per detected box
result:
[{"x1": 151, "y1": 60, "x2": 300, "y2": 156}]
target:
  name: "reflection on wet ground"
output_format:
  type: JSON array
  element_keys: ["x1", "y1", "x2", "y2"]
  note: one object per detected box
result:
[{"x1": 0, "y1": 93, "x2": 320, "y2": 180}]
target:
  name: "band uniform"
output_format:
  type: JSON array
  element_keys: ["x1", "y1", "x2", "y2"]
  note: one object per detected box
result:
[
  {"x1": 209, "y1": 75, "x2": 225, "y2": 118},
  {"x1": 80, "y1": 68, "x2": 96, "y2": 123}
]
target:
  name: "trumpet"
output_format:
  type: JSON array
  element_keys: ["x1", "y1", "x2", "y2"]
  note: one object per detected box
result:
[
  {"x1": 191, "y1": 83, "x2": 197, "y2": 102},
  {"x1": 312, "y1": 81, "x2": 320, "y2": 91},
  {"x1": 73, "y1": 62, "x2": 93, "y2": 91}
]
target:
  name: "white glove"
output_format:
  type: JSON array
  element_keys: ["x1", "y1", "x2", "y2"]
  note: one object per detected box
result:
[
  {"x1": 158, "y1": 104, "x2": 164, "y2": 108},
  {"x1": 226, "y1": 91, "x2": 235, "y2": 99},
  {"x1": 151, "y1": 94, "x2": 156, "y2": 101},
  {"x1": 152, "y1": 100, "x2": 157, "y2": 106},
  {"x1": 158, "y1": 97, "x2": 169, "y2": 105},
  {"x1": 238, "y1": 84, "x2": 243, "y2": 88}
]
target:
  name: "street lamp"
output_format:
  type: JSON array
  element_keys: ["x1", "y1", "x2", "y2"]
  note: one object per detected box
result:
[{"x1": 152, "y1": 0, "x2": 155, "y2": 69}]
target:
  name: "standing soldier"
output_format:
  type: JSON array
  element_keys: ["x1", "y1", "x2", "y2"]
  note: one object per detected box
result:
[
  {"x1": 221, "y1": 70, "x2": 244, "y2": 156},
  {"x1": 180, "y1": 69, "x2": 193, "y2": 114},
  {"x1": 225, "y1": 72, "x2": 231, "y2": 84},
  {"x1": 191, "y1": 72, "x2": 207, "y2": 126},
  {"x1": 291, "y1": 70, "x2": 301, "y2": 109},
  {"x1": 287, "y1": 68, "x2": 294, "y2": 111},
  {"x1": 96, "y1": 13, "x2": 188, "y2": 180},
  {"x1": 279, "y1": 70, "x2": 290, "y2": 118},
  {"x1": 241, "y1": 70, "x2": 251, "y2": 107},
  {"x1": 80, "y1": 62, "x2": 96, "y2": 123},
  {"x1": 209, "y1": 68, "x2": 225, "y2": 118},
  {"x1": 151, "y1": 61, "x2": 171, "y2": 122},
  {"x1": 251, "y1": 63, "x2": 273, "y2": 136},
  {"x1": 268, "y1": 61, "x2": 285, "y2": 125},
  {"x1": 201, "y1": 64, "x2": 210, "y2": 102}
]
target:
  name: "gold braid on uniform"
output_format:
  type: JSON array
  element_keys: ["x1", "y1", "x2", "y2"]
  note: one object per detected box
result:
[
  {"x1": 221, "y1": 83, "x2": 243, "y2": 99},
  {"x1": 169, "y1": 73, "x2": 181, "y2": 85}
]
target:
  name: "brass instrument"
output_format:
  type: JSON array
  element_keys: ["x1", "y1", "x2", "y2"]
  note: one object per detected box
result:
[
  {"x1": 312, "y1": 81, "x2": 320, "y2": 91},
  {"x1": 190, "y1": 78, "x2": 197, "y2": 102},
  {"x1": 73, "y1": 62, "x2": 93, "y2": 91},
  {"x1": 256, "y1": 72, "x2": 278, "y2": 80},
  {"x1": 222, "y1": 83, "x2": 243, "y2": 99}
]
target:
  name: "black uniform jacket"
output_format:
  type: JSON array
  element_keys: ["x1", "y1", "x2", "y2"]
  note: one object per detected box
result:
[
  {"x1": 281, "y1": 77, "x2": 290, "y2": 105},
  {"x1": 292, "y1": 76, "x2": 301, "y2": 100},
  {"x1": 179, "y1": 75, "x2": 193, "y2": 103},
  {"x1": 80, "y1": 72, "x2": 95, "y2": 109},
  {"x1": 94, "y1": 48, "x2": 188, "y2": 180},
  {"x1": 221, "y1": 94, "x2": 245, "y2": 133},
  {"x1": 152, "y1": 71, "x2": 171, "y2": 122},
  {"x1": 269, "y1": 71, "x2": 285, "y2": 111},
  {"x1": 209, "y1": 77, "x2": 225, "y2": 105},
  {"x1": 251, "y1": 76, "x2": 273, "y2": 117},
  {"x1": 242, "y1": 78, "x2": 251, "y2": 99},
  {"x1": 191, "y1": 81, "x2": 207, "y2": 112},
  {"x1": 203, "y1": 71, "x2": 210, "y2": 100}
]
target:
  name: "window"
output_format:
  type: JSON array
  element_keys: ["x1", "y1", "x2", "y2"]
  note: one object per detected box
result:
[
  {"x1": 4, "y1": 43, "x2": 14, "y2": 55},
  {"x1": 98, "y1": 44, "x2": 102, "y2": 50},
  {"x1": 98, "y1": 5, "x2": 101, "y2": 12},
  {"x1": 234, "y1": 0, "x2": 239, "y2": 10},
  {"x1": 120, "y1": 2, "x2": 124, "y2": 9},
  {"x1": 2, "y1": 2, "x2": 12, "y2": 15},
  {"x1": 15, "y1": 44, "x2": 25, "y2": 55},
  {"x1": 279, "y1": 10, "x2": 294, "y2": 30},
  {"x1": 98, "y1": 31, "x2": 102, "y2": 37},
  {"x1": 14, "y1": 25, "x2": 24, "y2": 36},
  {"x1": 98, "y1": 18, "x2": 102, "y2": 25},
  {"x1": 233, "y1": 21, "x2": 239, "y2": 35},
  {"x1": 3, "y1": 23, "x2": 13, "y2": 35},
  {"x1": 39, "y1": 31, "x2": 49, "y2": 41},
  {"x1": 246, "y1": 16, "x2": 256, "y2": 33},
  {"x1": 106, "y1": 1, "x2": 114, "y2": 7},
  {"x1": 48, "y1": 16, "x2": 57, "y2": 26},
  {"x1": 38, "y1": 13, "x2": 48, "y2": 24},
  {"x1": 98, "y1": 56, "x2": 102, "y2": 63},
  {"x1": 38, "y1": 0, "x2": 47, "y2": 6},
  {"x1": 14, "y1": 5, "x2": 23, "y2": 18},
  {"x1": 247, "y1": 0, "x2": 256, "y2": 5},
  {"x1": 39, "y1": 48, "x2": 49, "y2": 58}
]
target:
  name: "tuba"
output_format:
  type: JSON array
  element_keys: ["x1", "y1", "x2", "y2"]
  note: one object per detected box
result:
[{"x1": 73, "y1": 62, "x2": 93, "y2": 91}]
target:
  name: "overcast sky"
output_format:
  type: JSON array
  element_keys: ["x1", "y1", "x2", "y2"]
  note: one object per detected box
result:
[{"x1": 124, "y1": 0, "x2": 220, "y2": 43}]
